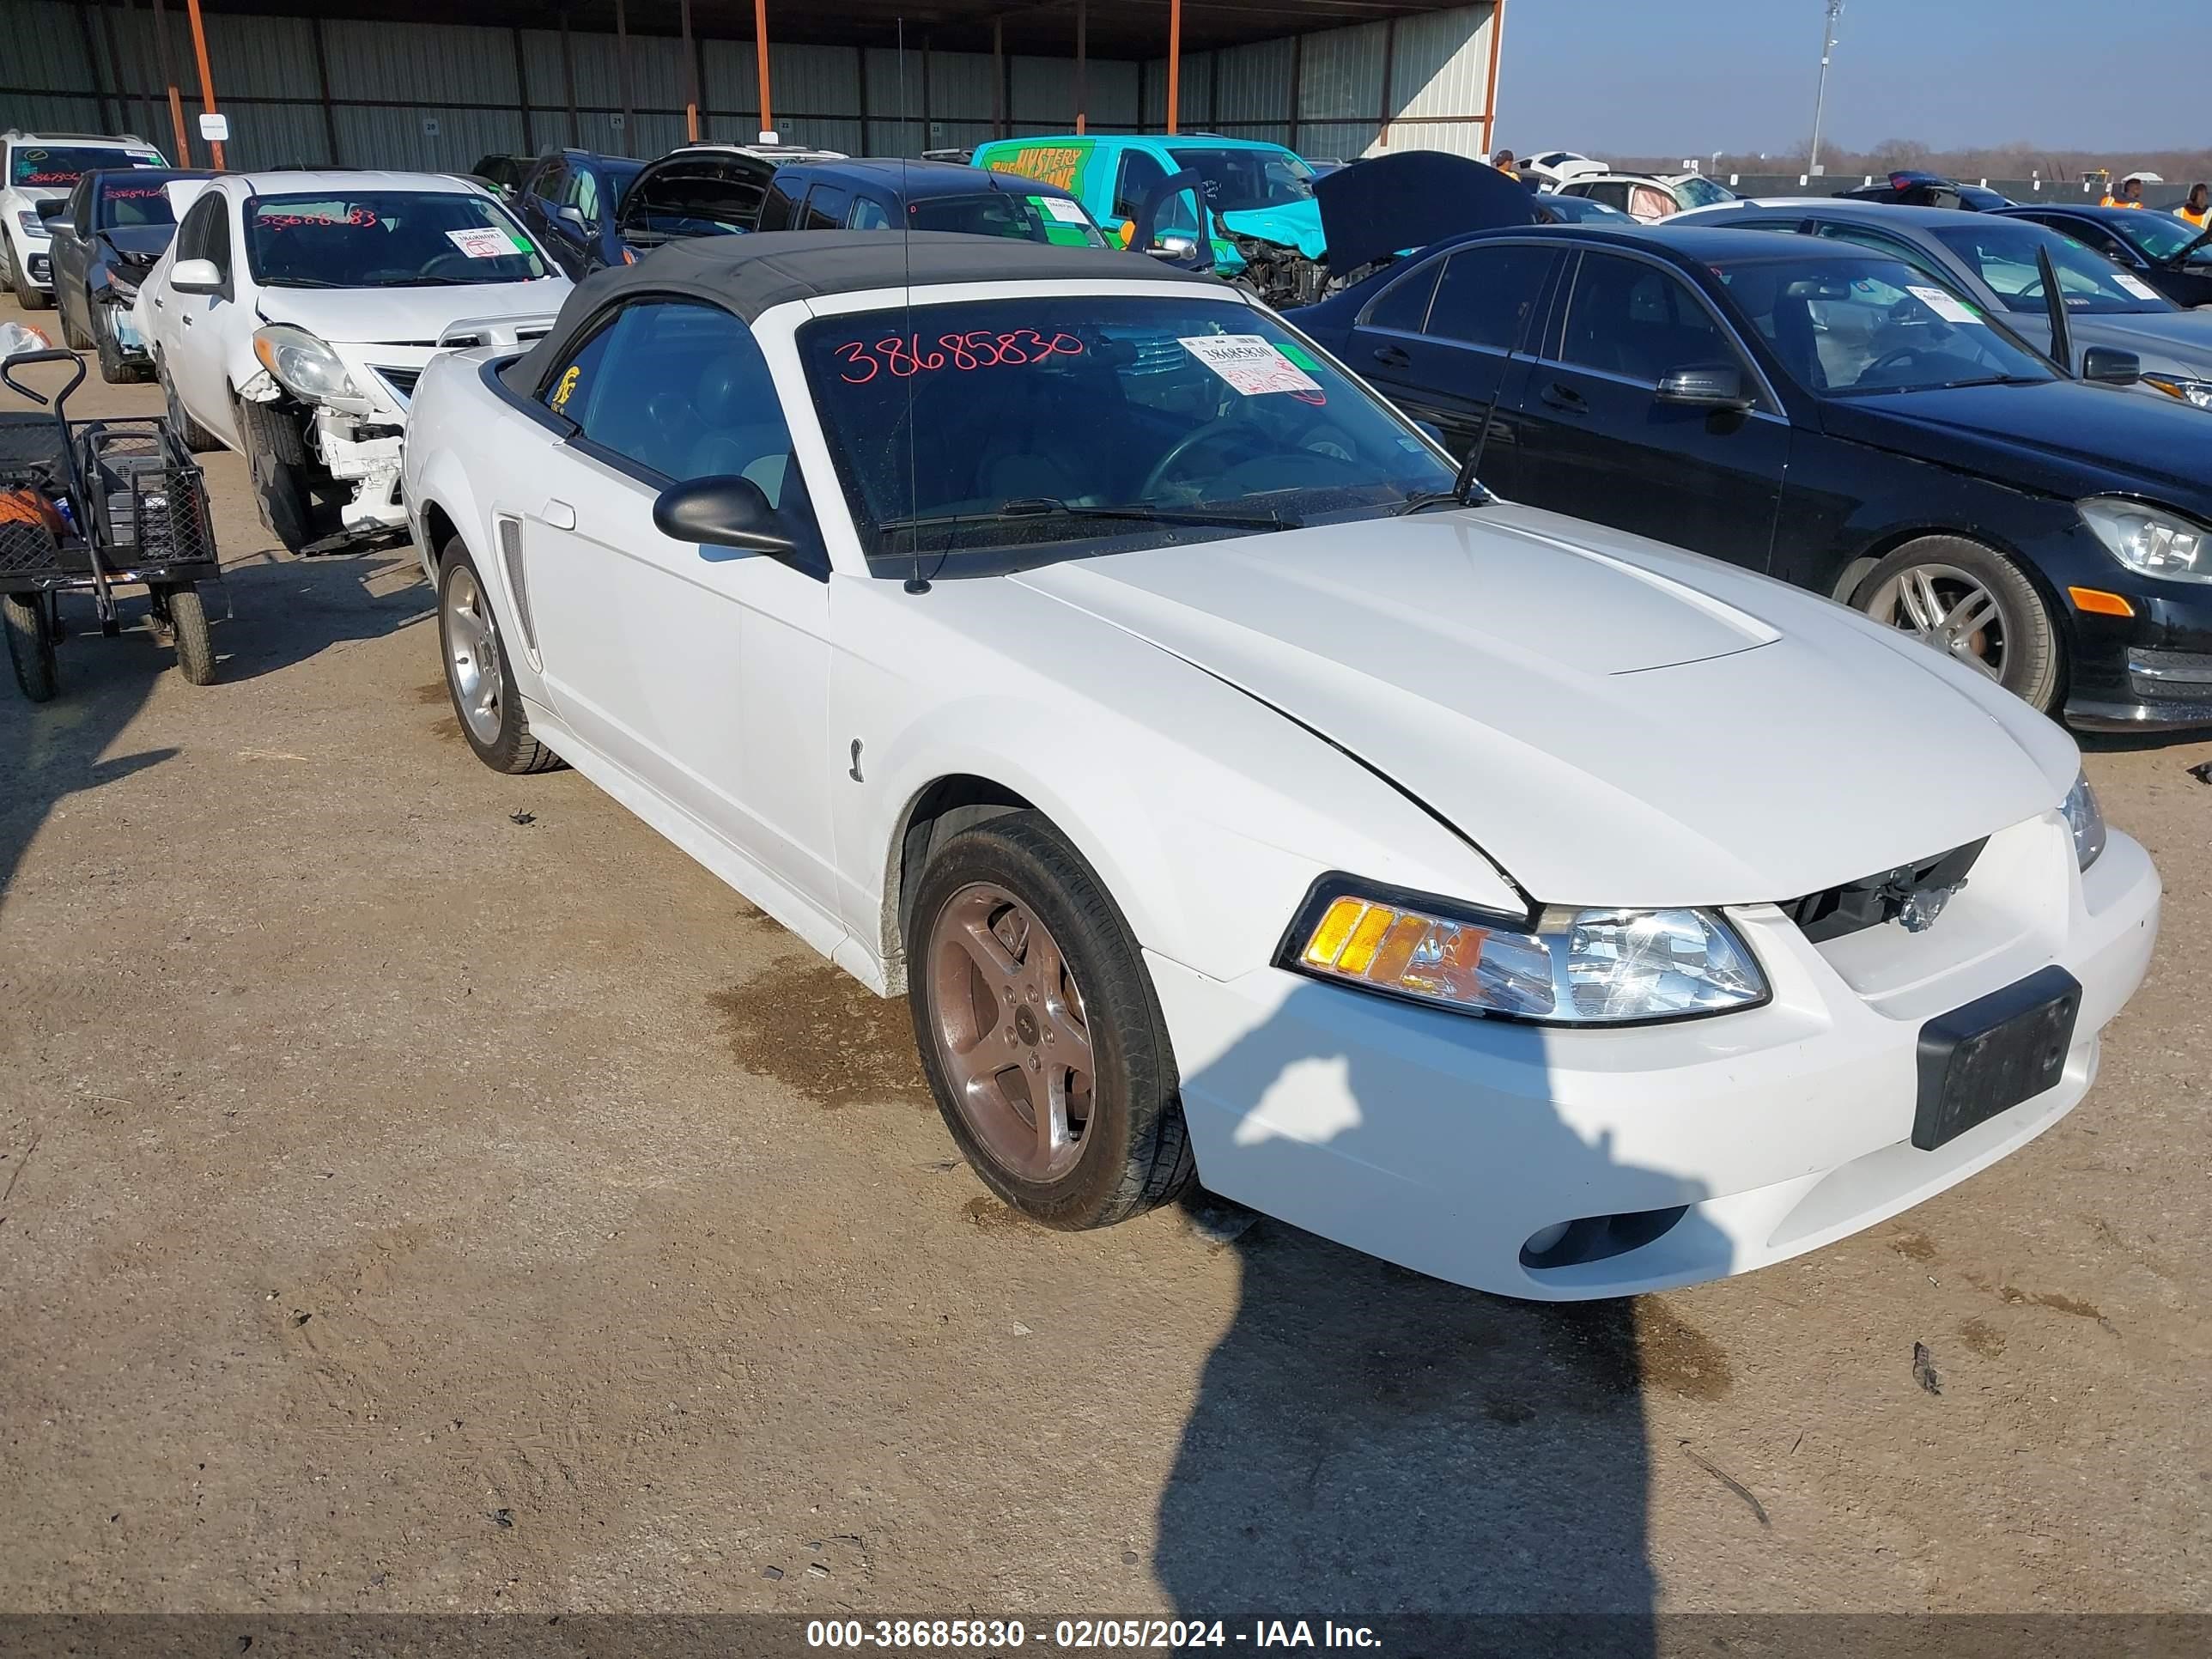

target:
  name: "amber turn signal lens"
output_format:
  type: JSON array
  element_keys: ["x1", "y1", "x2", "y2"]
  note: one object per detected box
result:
[{"x1": 2067, "y1": 586, "x2": 2136, "y2": 618}]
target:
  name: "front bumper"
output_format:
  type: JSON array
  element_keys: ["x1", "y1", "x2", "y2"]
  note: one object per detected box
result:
[
  {"x1": 20, "y1": 246, "x2": 51, "y2": 289},
  {"x1": 1152, "y1": 817, "x2": 2160, "y2": 1300},
  {"x1": 2060, "y1": 561, "x2": 2212, "y2": 730}
]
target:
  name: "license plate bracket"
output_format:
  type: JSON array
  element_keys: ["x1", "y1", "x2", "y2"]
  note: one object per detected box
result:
[{"x1": 1913, "y1": 964, "x2": 2082, "y2": 1152}]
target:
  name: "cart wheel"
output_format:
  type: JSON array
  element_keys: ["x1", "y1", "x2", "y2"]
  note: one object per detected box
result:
[
  {"x1": 158, "y1": 357, "x2": 220, "y2": 454},
  {"x1": 3, "y1": 592, "x2": 58, "y2": 702},
  {"x1": 165, "y1": 583, "x2": 216, "y2": 686}
]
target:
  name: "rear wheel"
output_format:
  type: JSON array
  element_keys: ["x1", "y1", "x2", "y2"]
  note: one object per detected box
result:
[
  {"x1": 158, "y1": 357, "x2": 219, "y2": 453},
  {"x1": 163, "y1": 583, "x2": 216, "y2": 685},
  {"x1": 439, "y1": 538, "x2": 560, "y2": 775},
  {"x1": 3, "y1": 591, "x2": 58, "y2": 702},
  {"x1": 1853, "y1": 535, "x2": 2063, "y2": 714},
  {"x1": 909, "y1": 811, "x2": 1194, "y2": 1230}
]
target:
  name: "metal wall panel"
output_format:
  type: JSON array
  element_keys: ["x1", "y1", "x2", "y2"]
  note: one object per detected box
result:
[
  {"x1": 3, "y1": 2, "x2": 95, "y2": 96},
  {"x1": 1392, "y1": 7, "x2": 1493, "y2": 121},
  {"x1": 204, "y1": 12, "x2": 320, "y2": 100},
  {"x1": 1213, "y1": 36, "x2": 1297, "y2": 131},
  {"x1": 1298, "y1": 19, "x2": 1387, "y2": 125},
  {"x1": 324, "y1": 19, "x2": 519, "y2": 107},
  {"x1": 331, "y1": 105, "x2": 525, "y2": 175}
]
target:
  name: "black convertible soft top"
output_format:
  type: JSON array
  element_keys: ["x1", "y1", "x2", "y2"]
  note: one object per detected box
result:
[{"x1": 502, "y1": 230, "x2": 1213, "y2": 393}]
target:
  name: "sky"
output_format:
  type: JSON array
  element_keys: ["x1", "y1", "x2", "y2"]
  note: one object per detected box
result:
[{"x1": 1495, "y1": 0, "x2": 2212, "y2": 157}]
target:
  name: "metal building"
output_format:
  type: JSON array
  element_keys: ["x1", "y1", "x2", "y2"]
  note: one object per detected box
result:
[{"x1": 0, "y1": 1, "x2": 1506, "y2": 174}]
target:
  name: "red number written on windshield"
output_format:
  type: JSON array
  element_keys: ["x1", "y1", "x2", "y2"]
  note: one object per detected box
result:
[{"x1": 835, "y1": 330, "x2": 1083, "y2": 384}]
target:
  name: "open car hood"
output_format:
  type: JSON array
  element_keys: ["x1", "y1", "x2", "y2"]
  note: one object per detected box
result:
[
  {"x1": 1314, "y1": 150, "x2": 1540, "y2": 276},
  {"x1": 1218, "y1": 201, "x2": 1327, "y2": 259}
]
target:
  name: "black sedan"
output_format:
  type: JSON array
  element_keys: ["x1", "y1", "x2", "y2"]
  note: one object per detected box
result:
[
  {"x1": 1291, "y1": 223, "x2": 2212, "y2": 730},
  {"x1": 1994, "y1": 204, "x2": 2212, "y2": 308},
  {"x1": 46, "y1": 166, "x2": 208, "y2": 381}
]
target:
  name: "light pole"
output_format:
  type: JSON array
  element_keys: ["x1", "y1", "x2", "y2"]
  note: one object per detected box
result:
[{"x1": 1808, "y1": 0, "x2": 1844, "y2": 176}]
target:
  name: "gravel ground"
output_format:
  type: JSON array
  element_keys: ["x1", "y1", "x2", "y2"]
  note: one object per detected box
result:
[{"x1": 2, "y1": 292, "x2": 2208, "y2": 1618}]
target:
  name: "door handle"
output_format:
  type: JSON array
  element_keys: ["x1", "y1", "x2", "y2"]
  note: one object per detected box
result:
[
  {"x1": 179, "y1": 313, "x2": 192, "y2": 326},
  {"x1": 151, "y1": 295, "x2": 163, "y2": 308},
  {"x1": 543, "y1": 498, "x2": 576, "y2": 531},
  {"x1": 1539, "y1": 381, "x2": 1587, "y2": 412},
  {"x1": 1371, "y1": 343, "x2": 1413, "y2": 368}
]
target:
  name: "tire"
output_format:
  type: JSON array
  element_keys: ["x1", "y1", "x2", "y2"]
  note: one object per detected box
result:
[
  {"x1": 164, "y1": 583, "x2": 216, "y2": 685},
  {"x1": 437, "y1": 538, "x2": 560, "y2": 775},
  {"x1": 59, "y1": 291, "x2": 91, "y2": 350},
  {"x1": 93, "y1": 307, "x2": 134, "y2": 383},
  {"x1": 908, "y1": 811, "x2": 1194, "y2": 1230},
  {"x1": 237, "y1": 397, "x2": 316, "y2": 554},
  {"x1": 3, "y1": 591, "x2": 57, "y2": 702},
  {"x1": 11, "y1": 243, "x2": 50, "y2": 310},
  {"x1": 158, "y1": 357, "x2": 219, "y2": 453},
  {"x1": 1852, "y1": 535, "x2": 2063, "y2": 714}
]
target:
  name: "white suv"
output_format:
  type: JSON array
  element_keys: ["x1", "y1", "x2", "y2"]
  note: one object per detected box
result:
[
  {"x1": 136, "y1": 170, "x2": 569, "y2": 553},
  {"x1": 0, "y1": 130, "x2": 167, "y2": 307}
]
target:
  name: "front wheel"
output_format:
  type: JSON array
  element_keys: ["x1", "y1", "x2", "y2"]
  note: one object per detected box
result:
[
  {"x1": 3, "y1": 591, "x2": 58, "y2": 702},
  {"x1": 1853, "y1": 535, "x2": 2062, "y2": 714},
  {"x1": 438, "y1": 539, "x2": 560, "y2": 775},
  {"x1": 11, "y1": 246, "x2": 50, "y2": 310},
  {"x1": 238, "y1": 398, "x2": 318, "y2": 554},
  {"x1": 93, "y1": 307, "x2": 137, "y2": 383},
  {"x1": 908, "y1": 811, "x2": 1194, "y2": 1229}
]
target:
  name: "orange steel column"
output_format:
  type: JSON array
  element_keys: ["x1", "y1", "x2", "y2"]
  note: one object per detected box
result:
[
  {"x1": 754, "y1": 0, "x2": 772, "y2": 136},
  {"x1": 680, "y1": 0, "x2": 699, "y2": 142},
  {"x1": 1165, "y1": 0, "x2": 1182, "y2": 134},
  {"x1": 182, "y1": 0, "x2": 222, "y2": 168}
]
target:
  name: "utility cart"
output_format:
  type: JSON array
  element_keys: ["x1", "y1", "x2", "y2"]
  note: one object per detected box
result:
[{"x1": 0, "y1": 346, "x2": 220, "y2": 702}]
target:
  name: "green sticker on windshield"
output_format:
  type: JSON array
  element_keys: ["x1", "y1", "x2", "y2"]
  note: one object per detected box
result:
[{"x1": 1276, "y1": 341, "x2": 1323, "y2": 372}]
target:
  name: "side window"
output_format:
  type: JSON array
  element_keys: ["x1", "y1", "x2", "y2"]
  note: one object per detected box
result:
[
  {"x1": 848, "y1": 195, "x2": 894, "y2": 230},
  {"x1": 756, "y1": 179, "x2": 799, "y2": 233},
  {"x1": 204, "y1": 199, "x2": 234, "y2": 283},
  {"x1": 801, "y1": 184, "x2": 850, "y2": 230},
  {"x1": 565, "y1": 167, "x2": 600, "y2": 224},
  {"x1": 1112, "y1": 149, "x2": 1167, "y2": 222},
  {"x1": 1425, "y1": 244, "x2": 1557, "y2": 349},
  {"x1": 1814, "y1": 222, "x2": 1942, "y2": 283},
  {"x1": 1585, "y1": 181, "x2": 1632, "y2": 211},
  {"x1": 70, "y1": 178, "x2": 94, "y2": 236},
  {"x1": 534, "y1": 161, "x2": 568, "y2": 206},
  {"x1": 1559, "y1": 253, "x2": 1734, "y2": 384},
  {"x1": 1362, "y1": 258, "x2": 1443, "y2": 332},
  {"x1": 1628, "y1": 185, "x2": 1675, "y2": 221},
  {"x1": 173, "y1": 194, "x2": 219, "y2": 267},
  {"x1": 562, "y1": 300, "x2": 799, "y2": 503},
  {"x1": 538, "y1": 313, "x2": 616, "y2": 424}
]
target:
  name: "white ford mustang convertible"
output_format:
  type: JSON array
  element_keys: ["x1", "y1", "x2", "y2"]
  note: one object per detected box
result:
[{"x1": 403, "y1": 233, "x2": 2160, "y2": 1300}]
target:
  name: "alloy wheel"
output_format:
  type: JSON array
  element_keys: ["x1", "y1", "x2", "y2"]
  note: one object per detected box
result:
[
  {"x1": 1866, "y1": 561, "x2": 2008, "y2": 681},
  {"x1": 927, "y1": 882, "x2": 1096, "y2": 1184},
  {"x1": 442, "y1": 563, "x2": 505, "y2": 744}
]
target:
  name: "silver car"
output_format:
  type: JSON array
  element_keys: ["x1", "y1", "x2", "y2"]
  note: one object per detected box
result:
[{"x1": 1690, "y1": 199, "x2": 2212, "y2": 410}]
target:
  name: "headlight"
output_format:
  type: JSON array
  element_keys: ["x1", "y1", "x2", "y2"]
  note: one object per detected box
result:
[
  {"x1": 1284, "y1": 881, "x2": 1768, "y2": 1025},
  {"x1": 15, "y1": 210, "x2": 49, "y2": 239},
  {"x1": 2142, "y1": 374, "x2": 2212, "y2": 410},
  {"x1": 2061, "y1": 771, "x2": 2106, "y2": 872},
  {"x1": 2078, "y1": 496, "x2": 2212, "y2": 582},
  {"x1": 252, "y1": 324, "x2": 359, "y2": 403}
]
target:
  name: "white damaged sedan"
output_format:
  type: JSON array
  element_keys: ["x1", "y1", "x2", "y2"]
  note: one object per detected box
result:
[{"x1": 403, "y1": 233, "x2": 2160, "y2": 1300}]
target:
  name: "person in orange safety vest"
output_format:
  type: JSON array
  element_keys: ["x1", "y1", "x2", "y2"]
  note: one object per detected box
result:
[{"x1": 2179, "y1": 184, "x2": 2210, "y2": 228}]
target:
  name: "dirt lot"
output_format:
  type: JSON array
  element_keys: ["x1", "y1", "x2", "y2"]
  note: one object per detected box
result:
[{"x1": 2, "y1": 290, "x2": 2209, "y2": 1619}]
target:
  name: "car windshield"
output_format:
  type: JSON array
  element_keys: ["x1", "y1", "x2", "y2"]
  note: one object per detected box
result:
[
  {"x1": 10, "y1": 145, "x2": 161, "y2": 187},
  {"x1": 244, "y1": 191, "x2": 550, "y2": 288},
  {"x1": 800, "y1": 295, "x2": 1456, "y2": 570},
  {"x1": 2113, "y1": 212, "x2": 2212, "y2": 264},
  {"x1": 1709, "y1": 253, "x2": 2055, "y2": 395},
  {"x1": 1674, "y1": 176, "x2": 1735, "y2": 209},
  {"x1": 1930, "y1": 222, "x2": 2170, "y2": 314},
  {"x1": 1164, "y1": 147, "x2": 1316, "y2": 212},
  {"x1": 905, "y1": 191, "x2": 1107, "y2": 246},
  {"x1": 97, "y1": 176, "x2": 179, "y2": 228}
]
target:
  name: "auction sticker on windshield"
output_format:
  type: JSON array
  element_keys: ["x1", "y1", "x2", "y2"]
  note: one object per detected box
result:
[
  {"x1": 1181, "y1": 333, "x2": 1322, "y2": 397},
  {"x1": 1032, "y1": 195, "x2": 1088, "y2": 226},
  {"x1": 447, "y1": 226, "x2": 522, "y2": 258},
  {"x1": 2114, "y1": 273, "x2": 2162, "y2": 301},
  {"x1": 1906, "y1": 284, "x2": 1984, "y2": 326}
]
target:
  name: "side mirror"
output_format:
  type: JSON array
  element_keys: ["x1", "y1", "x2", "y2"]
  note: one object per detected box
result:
[
  {"x1": 557, "y1": 204, "x2": 587, "y2": 229},
  {"x1": 1146, "y1": 235, "x2": 1198, "y2": 259},
  {"x1": 653, "y1": 474, "x2": 805, "y2": 562},
  {"x1": 1412, "y1": 419, "x2": 1449, "y2": 450},
  {"x1": 2080, "y1": 345, "x2": 2140, "y2": 386},
  {"x1": 33, "y1": 199, "x2": 67, "y2": 222},
  {"x1": 1656, "y1": 363, "x2": 1754, "y2": 410},
  {"x1": 168, "y1": 257, "x2": 224, "y2": 295}
]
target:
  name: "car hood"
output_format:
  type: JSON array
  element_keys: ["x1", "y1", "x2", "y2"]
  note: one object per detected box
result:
[
  {"x1": 100, "y1": 224, "x2": 174, "y2": 263},
  {"x1": 1010, "y1": 504, "x2": 2076, "y2": 908},
  {"x1": 1817, "y1": 379, "x2": 2212, "y2": 506},
  {"x1": 1312, "y1": 150, "x2": 1540, "y2": 275},
  {"x1": 253, "y1": 277, "x2": 571, "y2": 345},
  {"x1": 1218, "y1": 201, "x2": 1328, "y2": 259},
  {"x1": 2068, "y1": 308, "x2": 2212, "y2": 373}
]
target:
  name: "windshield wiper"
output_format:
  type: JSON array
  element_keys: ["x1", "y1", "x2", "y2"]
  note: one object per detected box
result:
[
  {"x1": 258, "y1": 276, "x2": 345, "y2": 288},
  {"x1": 882, "y1": 497, "x2": 1296, "y2": 534},
  {"x1": 1392, "y1": 486, "x2": 1491, "y2": 516}
]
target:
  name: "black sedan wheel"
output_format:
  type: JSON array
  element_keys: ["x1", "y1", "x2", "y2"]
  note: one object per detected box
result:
[
  {"x1": 1855, "y1": 536, "x2": 2062, "y2": 714},
  {"x1": 909, "y1": 811, "x2": 1193, "y2": 1229}
]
